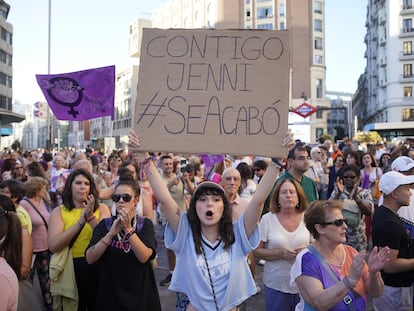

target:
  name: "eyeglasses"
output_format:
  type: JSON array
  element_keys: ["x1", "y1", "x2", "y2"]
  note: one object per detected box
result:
[
  {"x1": 323, "y1": 219, "x2": 348, "y2": 227},
  {"x1": 112, "y1": 193, "x2": 134, "y2": 202},
  {"x1": 343, "y1": 175, "x2": 357, "y2": 180},
  {"x1": 14, "y1": 166, "x2": 23, "y2": 170},
  {"x1": 293, "y1": 156, "x2": 311, "y2": 161}
]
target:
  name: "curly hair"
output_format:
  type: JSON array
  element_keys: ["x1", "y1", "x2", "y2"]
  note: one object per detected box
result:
[
  {"x1": 187, "y1": 187, "x2": 234, "y2": 254},
  {"x1": 25, "y1": 176, "x2": 49, "y2": 198},
  {"x1": 62, "y1": 169, "x2": 99, "y2": 211}
]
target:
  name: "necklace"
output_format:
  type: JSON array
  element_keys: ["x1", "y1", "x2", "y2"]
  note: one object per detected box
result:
[{"x1": 200, "y1": 245, "x2": 219, "y2": 311}]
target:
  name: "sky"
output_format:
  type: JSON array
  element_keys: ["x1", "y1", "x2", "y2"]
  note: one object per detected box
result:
[{"x1": 8, "y1": 0, "x2": 367, "y2": 106}]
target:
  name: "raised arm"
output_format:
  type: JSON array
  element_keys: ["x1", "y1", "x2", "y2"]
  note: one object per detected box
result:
[
  {"x1": 128, "y1": 131, "x2": 181, "y2": 232},
  {"x1": 243, "y1": 130, "x2": 294, "y2": 236}
]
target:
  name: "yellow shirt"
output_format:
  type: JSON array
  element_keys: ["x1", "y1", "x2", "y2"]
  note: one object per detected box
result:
[
  {"x1": 60, "y1": 206, "x2": 100, "y2": 258},
  {"x1": 16, "y1": 205, "x2": 33, "y2": 234}
]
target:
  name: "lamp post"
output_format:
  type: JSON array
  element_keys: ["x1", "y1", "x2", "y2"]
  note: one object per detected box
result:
[{"x1": 46, "y1": 0, "x2": 52, "y2": 150}]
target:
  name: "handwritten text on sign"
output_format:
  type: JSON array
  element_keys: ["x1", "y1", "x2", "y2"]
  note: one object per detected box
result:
[{"x1": 135, "y1": 28, "x2": 290, "y2": 157}]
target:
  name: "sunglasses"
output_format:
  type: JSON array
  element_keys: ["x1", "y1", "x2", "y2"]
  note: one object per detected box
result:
[
  {"x1": 343, "y1": 175, "x2": 357, "y2": 180},
  {"x1": 323, "y1": 219, "x2": 348, "y2": 227},
  {"x1": 112, "y1": 193, "x2": 134, "y2": 202}
]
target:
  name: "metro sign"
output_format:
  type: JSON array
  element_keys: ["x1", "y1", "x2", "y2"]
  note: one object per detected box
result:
[{"x1": 292, "y1": 102, "x2": 317, "y2": 118}]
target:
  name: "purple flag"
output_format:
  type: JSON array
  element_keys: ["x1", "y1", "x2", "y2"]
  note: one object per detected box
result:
[
  {"x1": 36, "y1": 65, "x2": 115, "y2": 121},
  {"x1": 199, "y1": 154, "x2": 225, "y2": 179}
]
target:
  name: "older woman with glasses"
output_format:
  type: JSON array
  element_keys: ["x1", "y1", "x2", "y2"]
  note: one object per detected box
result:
[
  {"x1": 12, "y1": 163, "x2": 27, "y2": 182},
  {"x1": 290, "y1": 200, "x2": 390, "y2": 311},
  {"x1": 329, "y1": 165, "x2": 373, "y2": 252}
]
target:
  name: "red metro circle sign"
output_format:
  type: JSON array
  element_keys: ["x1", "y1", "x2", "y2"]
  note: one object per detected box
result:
[{"x1": 292, "y1": 102, "x2": 317, "y2": 118}]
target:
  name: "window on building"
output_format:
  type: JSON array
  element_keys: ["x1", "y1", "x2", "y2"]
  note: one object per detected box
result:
[
  {"x1": 403, "y1": 18, "x2": 413, "y2": 32},
  {"x1": 402, "y1": 108, "x2": 414, "y2": 121},
  {"x1": 316, "y1": 128, "x2": 324, "y2": 137},
  {"x1": 314, "y1": 1, "x2": 323, "y2": 14},
  {"x1": 316, "y1": 79, "x2": 323, "y2": 98},
  {"x1": 315, "y1": 37, "x2": 323, "y2": 50},
  {"x1": 246, "y1": 0, "x2": 250, "y2": 3},
  {"x1": 246, "y1": 10, "x2": 251, "y2": 19},
  {"x1": 314, "y1": 19, "x2": 323, "y2": 32},
  {"x1": 316, "y1": 55, "x2": 324, "y2": 64},
  {"x1": 404, "y1": 41, "x2": 413, "y2": 55},
  {"x1": 279, "y1": 22, "x2": 285, "y2": 29},
  {"x1": 279, "y1": 3, "x2": 285, "y2": 16},
  {"x1": 316, "y1": 109, "x2": 323, "y2": 119},
  {"x1": 403, "y1": 0, "x2": 413, "y2": 10},
  {"x1": 257, "y1": 23, "x2": 273, "y2": 30},
  {"x1": 404, "y1": 64, "x2": 412, "y2": 77},
  {"x1": 257, "y1": 7, "x2": 273, "y2": 19},
  {"x1": 404, "y1": 86, "x2": 413, "y2": 97}
]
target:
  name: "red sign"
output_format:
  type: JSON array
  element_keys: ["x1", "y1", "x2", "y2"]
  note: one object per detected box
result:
[{"x1": 292, "y1": 103, "x2": 317, "y2": 118}]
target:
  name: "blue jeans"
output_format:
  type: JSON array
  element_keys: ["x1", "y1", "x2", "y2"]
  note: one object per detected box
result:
[
  {"x1": 373, "y1": 285, "x2": 413, "y2": 311},
  {"x1": 264, "y1": 285, "x2": 299, "y2": 311}
]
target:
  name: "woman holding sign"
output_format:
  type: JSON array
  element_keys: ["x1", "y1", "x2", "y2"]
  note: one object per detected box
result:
[{"x1": 128, "y1": 130, "x2": 295, "y2": 311}]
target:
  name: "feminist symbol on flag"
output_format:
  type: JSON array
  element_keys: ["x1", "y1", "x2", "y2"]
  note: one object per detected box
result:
[
  {"x1": 36, "y1": 65, "x2": 115, "y2": 121},
  {"x1": 42, "y1": 77, "x2": 84, "y2": 118}
]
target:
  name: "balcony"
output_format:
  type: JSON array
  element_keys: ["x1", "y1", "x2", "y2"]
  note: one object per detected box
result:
[
  {"x1": 379, "y1": 79, "x2": 387, "y2": 88},
  {"x1": 400, "y1": 51, "x2": 414, "y2": 60},
  {"x1": 379, "y1": 36, "x2": 386, "y2": 46},
  {"x1": 401, "y1": 5, "x2": 414, "y2": 15},
  {"x1": 400, "y1": 28, "x2": 414, "y2": 38},
  {"x1": 400, "y1": 74, "x2": 414, "y2": 82},
  {"x1": 380, "y1": 58, "x2": 387, "y2": 67}
]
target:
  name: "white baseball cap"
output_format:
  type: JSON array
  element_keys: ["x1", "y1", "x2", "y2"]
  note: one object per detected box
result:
[
  {"x1": 379, "y1": 171, "x2": 414, "y2": 195},
  {"x1": 391, "y1": 156, "x2": 414, "y2": 172}
]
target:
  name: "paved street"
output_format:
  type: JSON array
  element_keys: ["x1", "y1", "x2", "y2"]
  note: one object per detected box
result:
[
  {"x1": 153, "y1": 226, "x2": 374, "y2": 311},
  {"x1": 153, "y1": 227, "x2": 266, "y2": 311}
]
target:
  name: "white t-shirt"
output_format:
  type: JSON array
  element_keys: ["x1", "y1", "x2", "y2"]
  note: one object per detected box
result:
[
  {"x1": 259, "y1": 212, "x2": 311, "y2": 293},
  {"x1": 165, "y1": 214, "x2": 259, "y2": 311}
]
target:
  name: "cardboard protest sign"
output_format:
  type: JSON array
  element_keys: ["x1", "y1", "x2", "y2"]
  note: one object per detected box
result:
[{"x1": 135, "y1": 28, "x2": 290, "y2": 157}]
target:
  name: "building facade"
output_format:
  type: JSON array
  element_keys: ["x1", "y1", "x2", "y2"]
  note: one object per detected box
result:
[
  {"x1": 356, "y1": 0, "x2": 414, "y2": 140},
  {"x1": 0, "y1": 0, "x2": 24, "y2": 147},
  {"x1": 136, "y1": 0, "x2": 330, "y2": 143}
]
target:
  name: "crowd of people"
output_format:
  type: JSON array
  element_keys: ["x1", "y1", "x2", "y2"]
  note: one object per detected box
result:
[{"x1": 1, "y1": 132, "x2": 414, "y2": 310}]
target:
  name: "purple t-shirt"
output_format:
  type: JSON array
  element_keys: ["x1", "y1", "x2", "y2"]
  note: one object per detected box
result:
[{"x1": 290, "y1": 245, "x2": 368, "y2": 311}]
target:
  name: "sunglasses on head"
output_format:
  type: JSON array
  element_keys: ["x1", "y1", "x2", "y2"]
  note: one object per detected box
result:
[
  {"x1": 112, "y1": 193, "x2": 134, "y2": 202},
  {"x1": 323, "y1": 218, "x2": 348, "y2": 227}
]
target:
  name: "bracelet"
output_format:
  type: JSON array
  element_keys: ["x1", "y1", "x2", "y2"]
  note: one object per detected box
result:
[
  {"x1": 271, "y1": 158, "x2": 283, "y2": 169},
  {"x1": 124, "y1": 228, "x2": 135, "y2": 240},
  {"x1": 101, "y1": 239, "x2": 110, "y2": 247},
  {"x1": 343, "y1": 276, "x2": 356, "y2": 290},
  {"x1": 77, "y1": 221, "x2": 84, "y2": 228},
  {"x1": 87, "y1": 215, "x2": 96, "y2": 222}
]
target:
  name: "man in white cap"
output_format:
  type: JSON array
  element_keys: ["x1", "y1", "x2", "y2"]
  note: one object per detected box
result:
[
  {"x1": 392, "y1": 156, "x2": 414, "y2": 226},
  {"x1": 372, "y1": 170, "x2": 414, "y2": 310}
]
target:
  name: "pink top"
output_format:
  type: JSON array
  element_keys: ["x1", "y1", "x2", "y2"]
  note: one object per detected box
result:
[
  {"x1": 21, "y1": 198, "x2": 50, "y2": 252},
  {"x1": 0, "y1": 257, "x2": 18, "y2": 311}
]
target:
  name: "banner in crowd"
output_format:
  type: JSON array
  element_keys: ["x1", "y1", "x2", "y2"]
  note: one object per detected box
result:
[
  {"x1": 135, "y1": 28, "x2": 290, "y2": 158},
  {"x1": 36, "y1": 65, "x2": 115, "y2": 121}
]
